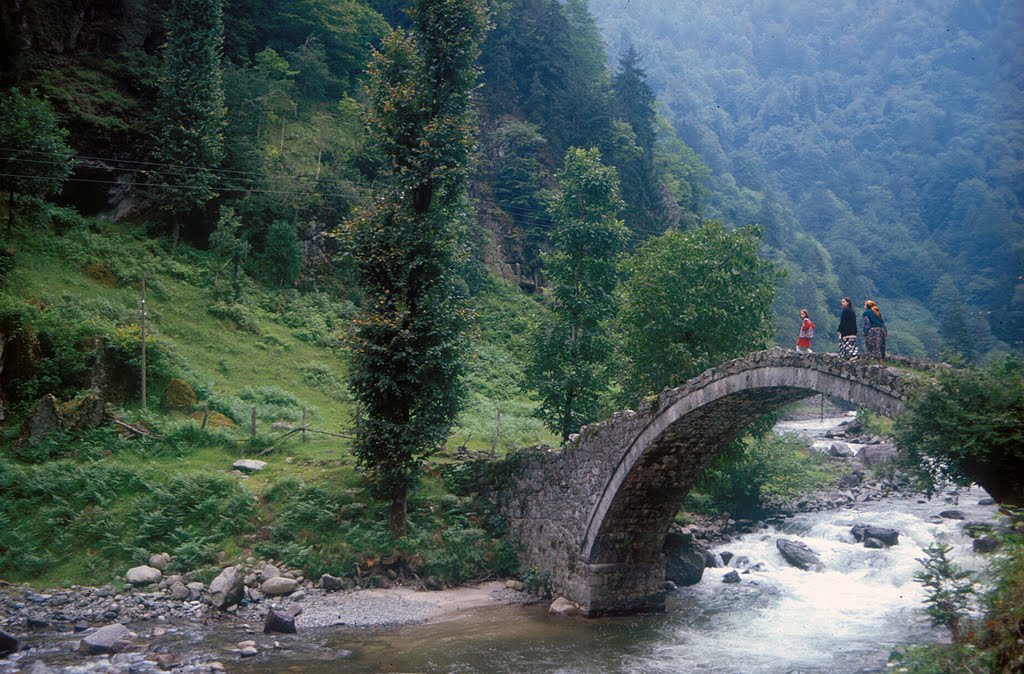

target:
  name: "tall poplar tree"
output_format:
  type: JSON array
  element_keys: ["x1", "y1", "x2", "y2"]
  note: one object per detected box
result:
[
  {"x1": 524, "y1": 148, "x2": 628, "y2": 441},
  {"x1": 153, "y1": 0, "x2": 226, "y2": 244},
  {"x1": 347, "y1": 0, "x2": 488, "y2": 537}
]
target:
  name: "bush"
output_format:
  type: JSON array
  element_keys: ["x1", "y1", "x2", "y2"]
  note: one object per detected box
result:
[
  {"x1": 207, "y1": 302, "x2": 261, "y2": 334},
  {"x1": 686, "y1": 431, "x2": 830, "y2": 518},
  {"x1": 894, "y1": 357, "x2": 1024, "y2": 504}
]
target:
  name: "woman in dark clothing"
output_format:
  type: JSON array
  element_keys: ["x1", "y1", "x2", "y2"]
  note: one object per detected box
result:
[
  {"x1": 862, "y1": 299, "x2": 887, "y2": 362},
  {"x1": 838, "y1": 297, "x2": 858, "y2": 359}
]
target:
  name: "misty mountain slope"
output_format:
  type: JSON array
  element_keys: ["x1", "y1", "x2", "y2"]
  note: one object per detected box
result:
[{"x1": 589, "y1": 0, "x2": 1023, "y2": 352}]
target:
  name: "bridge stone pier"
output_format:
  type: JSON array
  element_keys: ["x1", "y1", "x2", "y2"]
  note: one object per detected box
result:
[{"x1": 498, "y1": 348, "x2": 907, "y2": 616}]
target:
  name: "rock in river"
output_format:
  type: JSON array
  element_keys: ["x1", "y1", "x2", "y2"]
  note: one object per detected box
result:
[{"x1": 776, "y1": 539, "x2": 822, "y2": 571}]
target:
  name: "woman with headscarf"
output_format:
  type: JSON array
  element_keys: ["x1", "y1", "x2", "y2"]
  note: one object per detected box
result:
[
  {"x1": 862, "y1": 300, "x2": 887, "y2": 362},
  {"x1": 797, "y1": 309, "x2": 815, "y2": 353},
  {"x1": 837, "y1": 297, "x2": 858, "y2": 360}
]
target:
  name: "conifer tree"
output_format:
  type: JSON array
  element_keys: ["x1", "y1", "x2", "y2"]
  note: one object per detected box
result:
[
  {"x1": 347, "y1": 0, "x2": 488, "y2": 537},
  {"x1": 153, "y1": 0, "x2": 227, "y2": 244},
  {"x1": 524, "y1": 148, "x2": 628, "y2": 441},
  {"x1": 612, "y1": 45, "x2": 670, "y2": 239}
]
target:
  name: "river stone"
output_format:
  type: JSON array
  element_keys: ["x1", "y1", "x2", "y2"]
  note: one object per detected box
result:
[
  {"x1": 973, "y1": 536, "x2": 1001, "y2": 554},
  {"x1": 320, "y1": 574, "x2": 346, "y2": 592},
  {"x1": 549, "y1": 597, "x2": 579, "y2": 617},
  {"x1": 148, "y1": 553, "x2": 170, "y2": 570},
  {"x1": 859, "y1": 443, "x2": 899, "y2": 466},
  {"x1": 264, "y1": 608, "x2": 298, "y2": 634},
  {"x1": 261, "y1": 564, "x2": 281, "y2": 580},
  {"x1": 170, "y1": 582, "x2": 190, "y2": 601},
  {"x1": 209, "y1": 566, "x2": 245, "y2": 609},
  {"x1": 261, "y1": 576, "x2": 299, "y2": 596},
  {"x1": 722, "y1": 570, "x2": 741, "y2": 583},
  {"x1": 80, "y1": 624, "x2": 134, "y2": 655},
  {"x1": 776, "y1": 539, "x2": 822, "y2": 571},
  {"x1": 828, "y1": 441, "x2": 855, "y2": 458},
  {"x1": 851, "y1": 525, "x2": 899, "y2": 546},
  {"x1": 233, "y1": 459, "x2": 267, "y2": 473},
  {"x1": 126, "y1": 565, "x2": 163, "y2": 586},
  {"x1": 0, "y1": 628, "x2": 19, "y2": 657},
  {"x1": 978, "y1": 497, "x2": 996, "y2": 506}
]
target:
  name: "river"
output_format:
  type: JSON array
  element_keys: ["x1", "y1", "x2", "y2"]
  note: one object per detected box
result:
[{"x1": 234, "y1": 414, "x2": 1002, "y2": 674}]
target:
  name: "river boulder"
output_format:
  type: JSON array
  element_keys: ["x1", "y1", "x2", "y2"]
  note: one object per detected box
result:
[
  {"x1": 828, "y1": 441, "x2": 855, "y2": 458},
  {"x1": 850, "y1": 525, "x2": 899, "y2": 547},
  {"x1": 126, "y1": 565, "x2": 163, "y2": 586},
  {"x1": 264, "y1": 608, "x2": 298, "y2": 634},
  {"x1": 858, "y1": 443, "x2": 900, "y2": 466},
  {"x1": 209, "y1": 566, "x2": 245, "y2": 609},
  {"x1": 663, "y1": 531, "x2": 706, "y2": 586},
  {"x1": 776, "y1": 539, "x2": 822, "y2": 571},
  {"x1": 0, "y1": 629, "x2": 19, "y2": 658},
  {"x1": 80, "y1": 624, "x2": 134, "y2": 655},
  {"x1": 261, "y1": 576, "x2": 299, "y2": 596},
  {"x1": 549, "y1": 597, "x2": 580, "y2": 617}
]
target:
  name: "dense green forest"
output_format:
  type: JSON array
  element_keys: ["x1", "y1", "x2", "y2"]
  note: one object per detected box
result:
[{"x1": 589, "y1": 0, "x2": 1024, "y2": 357}]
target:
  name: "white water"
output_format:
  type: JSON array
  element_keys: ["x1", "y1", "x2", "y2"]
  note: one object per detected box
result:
[{"x1": 237, "y1": 415, "x2": 1003, "y2": 674}]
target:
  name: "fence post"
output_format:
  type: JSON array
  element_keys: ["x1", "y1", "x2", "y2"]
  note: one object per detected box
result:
[
  {"x1": 302, "y1": 407, "x2": 308, "y2": 443},
  {"x1": 491, "y1": 407, "x2": 502, "y2": 459},
  {"x1": 140, "y1": 275, "x2": 147, "y2": 413},
  {"x1": 201, "y1": 404, "x2": 209, "y2": 430},
  {"x1": 251, "y1": 407, "x2": 257, "y2": 439}
]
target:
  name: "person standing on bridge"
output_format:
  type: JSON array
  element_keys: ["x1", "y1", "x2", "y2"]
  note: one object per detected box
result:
[
  {"x1": 797, "y1": 309, "x2": 815, "y2": 353},
  {"x1": 862, "y1": 299, "x2": 887, "y2": 362},
  {"x1": 837, "y1": 297, "x2": 858, "y2": 360}
]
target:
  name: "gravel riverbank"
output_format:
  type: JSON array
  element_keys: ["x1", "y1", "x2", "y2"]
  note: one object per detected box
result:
[{"x1": 0, "y1": 580, "x2": 537, "y2": 673}]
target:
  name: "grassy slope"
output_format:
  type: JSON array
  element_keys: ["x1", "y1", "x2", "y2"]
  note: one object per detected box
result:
[{"x1": 0, "y1": 215, "x2": 552, "y2": 586}]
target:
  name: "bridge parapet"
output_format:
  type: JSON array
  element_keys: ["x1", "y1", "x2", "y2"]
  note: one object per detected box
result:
[{"x1": 499, "y1": 348, "x2": 911, "y2": 616}]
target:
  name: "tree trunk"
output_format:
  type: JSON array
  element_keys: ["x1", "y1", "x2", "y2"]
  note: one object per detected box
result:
[
  {"x1": 171, "y1": 218, "x2": 181, "y2": 246},
  {"x1": 389, "y1": 484, "x2": 408, "y2": 538},
  {"x1": 7, "y1": 190, "x2": 13, "y2": 234}
]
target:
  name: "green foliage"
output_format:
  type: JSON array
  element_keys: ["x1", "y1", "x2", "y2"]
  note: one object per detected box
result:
[
  {"x1": 347, "y1": 0, "x2": 488, "y2": 536},
  {"x1": 209, "y1": 207, "x2": 251, "y2": 303},
  {"x1": 686, "y1": 431, "x2": 830, "y2": 518},
  {"x1": 615, "y1": 220, "x2": 781, "y2": 402},
  {"x1": 524, "y1": 148, "x2": 628, "y2": 441},
  {"x1": 913, "y1": 538, "x2": 976, "y2": 641},
  {"x1": 153, "y1": 0, "x2": 227, "y2": 239},
  {"x1": 0, "y1": 88, "x2": 74, "y2": 228},
  {"x1": 0, "y1": 458, "x2": 254, "y2": 583},
  {"x1": 894, "y1": 358, "x2": 1024, "y2": 505},
  {"x1": 206, "y1": 302, "x2": 261, "y2": 333}
]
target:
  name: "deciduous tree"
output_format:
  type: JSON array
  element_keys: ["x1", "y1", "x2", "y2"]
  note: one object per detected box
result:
[
  {"x1": 524, "y1": 147, "x2": 627, "y2": 441},
  {"x1": 153, "y1": 0, "x2": 227, "y2": 244},
  {"x1": 0, "y1": 89, "x2": 73, "y2": 232},
  {"x1": 346, "y1": 0, "x2": 488, "y2": 537},
  {"x1": 616, "y1": 221, "x2": 781, "y2": 401}
]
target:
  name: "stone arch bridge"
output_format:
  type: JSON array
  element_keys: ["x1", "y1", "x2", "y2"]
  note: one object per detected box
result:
[{"x1": 498, "y1": 348, "x2": 911, "y2": 616}]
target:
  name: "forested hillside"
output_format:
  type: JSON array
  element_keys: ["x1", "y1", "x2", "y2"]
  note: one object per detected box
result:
[{"x1": 589, "y1": 0, "x2": 1023, "y2": 356}]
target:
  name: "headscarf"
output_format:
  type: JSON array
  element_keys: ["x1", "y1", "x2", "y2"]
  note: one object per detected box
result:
[{"x1": 865, "y1": 300, "x2": 882, "y2": 321}]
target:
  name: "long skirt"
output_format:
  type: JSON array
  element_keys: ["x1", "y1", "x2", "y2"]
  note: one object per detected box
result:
[
  {"x1": 839, "y1": 335, "x2": 858, "y2": 359},
  {"x1": 865, "y1": 327, "x2": 887, "y2": 360}
]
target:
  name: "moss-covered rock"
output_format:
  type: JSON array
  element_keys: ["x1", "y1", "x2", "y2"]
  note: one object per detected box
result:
[
  {"x1": 162, "y1": 378, "x2": 197, "y2": 412},
  {"x1": 190, "y1": 410, "x2": 236, "y2": 428}
]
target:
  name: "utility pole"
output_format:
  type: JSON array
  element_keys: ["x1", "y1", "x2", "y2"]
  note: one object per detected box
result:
[{"x1": 140, "y1": 274, "x2": 147, "y2": 413}]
